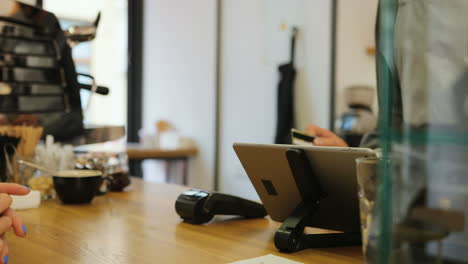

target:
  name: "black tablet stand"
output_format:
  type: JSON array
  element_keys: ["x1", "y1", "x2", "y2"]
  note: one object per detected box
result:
[{"x1": 273, "y1": 149, "x2": 362, "y2": 253}]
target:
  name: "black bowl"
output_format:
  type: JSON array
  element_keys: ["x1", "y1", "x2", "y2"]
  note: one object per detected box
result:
[{"x1": 53, "y1": 170, "x2": 103, "y2": 204}]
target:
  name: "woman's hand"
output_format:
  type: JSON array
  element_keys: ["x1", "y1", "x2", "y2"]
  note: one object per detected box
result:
[
  {"x1": 0, "y1": 184, "x2": 30, "y2": 264},
  {"x1": 306, "y1": 125, "x2": 349, "y2": 147}
]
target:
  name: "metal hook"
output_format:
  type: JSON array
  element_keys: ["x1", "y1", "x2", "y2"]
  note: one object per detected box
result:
[
  {"x1": 290, "y1": 26, "x2": 299, "y2": 64},
  {"x1": 292, "y1": 26, "x2": 299, "y2": 37}
]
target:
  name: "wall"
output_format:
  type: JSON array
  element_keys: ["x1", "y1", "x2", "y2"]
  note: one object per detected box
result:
[
  {"x1": 334, "y1": 0, "x2": 378, "y2": 117},
  {"x1": 141, "y1": 0, "x2": 333, "y2": 195},
  {"x1": 218, "y1": 0, "x2": 333, "y2": 199},
  {"x1": 44, "y1": 0, "x2": 104, "y2": 21},
  {"x1": 86, "y1": 0, "x2": 128, "y2": 126},
  {"x1": 142, "y1": 0, "x2": 217, "y2": 189}
]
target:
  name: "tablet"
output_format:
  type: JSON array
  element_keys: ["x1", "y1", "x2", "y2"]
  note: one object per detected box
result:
[{"x1": 233, "y1": 143, "x2": 376, "y2": 232}]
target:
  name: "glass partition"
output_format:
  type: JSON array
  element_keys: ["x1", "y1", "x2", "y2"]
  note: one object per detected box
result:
[{"x1": 374, "y1": 0, "x2": 468, "y2": 263}]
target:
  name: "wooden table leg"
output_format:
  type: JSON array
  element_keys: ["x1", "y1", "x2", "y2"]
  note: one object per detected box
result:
[
  {"x1": 163, "y1": 160, "x2": 171, "y2": 183},
  {"x1": 129, "y1": 160, "x2": 143, "y2": 178},
  {"x1": 182, "y1": 158, "x2": 188, "y2": 185}
]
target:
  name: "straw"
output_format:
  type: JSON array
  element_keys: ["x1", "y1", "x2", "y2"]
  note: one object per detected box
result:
[{"x1": 16, "y1": 159, "x2": 56, "y2": 175}]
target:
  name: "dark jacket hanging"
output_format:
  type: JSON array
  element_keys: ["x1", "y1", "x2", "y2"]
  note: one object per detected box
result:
[{"x1": 274, "y1": 27, "x2": 298, "y2": 144}]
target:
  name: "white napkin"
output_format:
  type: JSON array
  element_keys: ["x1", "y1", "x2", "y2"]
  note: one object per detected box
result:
[
  {"x1": 11, "y1": 190, "x2": 41, "y2": 210},
  {"x1": 228, "y1": 254, "x2": 303, "y2": 264}
]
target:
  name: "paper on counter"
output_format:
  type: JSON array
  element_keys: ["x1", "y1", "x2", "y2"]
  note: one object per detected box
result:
[{"x1": 228, "y1": 254, "x2": 303, "y2": 264}]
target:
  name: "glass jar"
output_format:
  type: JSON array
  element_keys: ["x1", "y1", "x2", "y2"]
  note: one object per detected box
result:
[
  {"x1": 106, "y1": 152, "x2": 130, "y2": 192},
  {"x1": 16, "y1": 155, "x2": 55, "y2": 200},
  {"x1": 75, "y1": 150, "x2": 130, "y2": 193},
  {"x1": 356, "y1": 156, "x2": 379, "y2": 259}
]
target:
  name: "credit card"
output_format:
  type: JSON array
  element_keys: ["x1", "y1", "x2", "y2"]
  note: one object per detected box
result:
[{"x1": 291, "y1": 129, "x2": 316, "y2": 145}]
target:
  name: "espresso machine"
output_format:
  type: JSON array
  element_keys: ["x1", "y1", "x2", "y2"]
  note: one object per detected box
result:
[
  {"x1": 0, "y1": 0, "x2": 124, "y2": 143},
  {"x1": 335, "y1": 85, "x2": 377, "y2": 147}
]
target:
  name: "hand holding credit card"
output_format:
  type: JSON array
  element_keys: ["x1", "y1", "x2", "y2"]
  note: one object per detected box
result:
[{"x1": 302, "y1": 125, "x2": 349, "y2": 147}]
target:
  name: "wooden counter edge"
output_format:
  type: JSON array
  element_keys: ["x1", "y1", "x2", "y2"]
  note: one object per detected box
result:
[{"x1": 127, "y1": 147, "x2": 198, "y2": 160}]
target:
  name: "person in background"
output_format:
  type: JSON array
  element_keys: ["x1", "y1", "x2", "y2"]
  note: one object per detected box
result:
[
  {"x1": 308, "y1": 1, "x2": 468, "y2": 148},
  {"x1": 0, "y1": 184, "x2": 30, "y2": 264}
]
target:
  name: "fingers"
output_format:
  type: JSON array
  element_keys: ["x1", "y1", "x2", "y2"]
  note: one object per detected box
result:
[
  {"x1": 0, "y1": 236, "x2": 8, "y2": 264},
  {"x1": 314, "y1": 136, "x2": 349, "y2": 147},
  {"x1": 0, "y1": 184, "x2": 29, "y2": 196},
  {"x1": 0, "y1": 185, "x2": 29, "y2": 239},
  {"x1": 0, "y1": 196, "x2": 11, "y2": 215},
  {"x1": 0, "y1": 238, "x2": 5, "y2": 264},
  {"x1": 0, "y1": 209, "x2": 25, "y2": 264},
  {"x1": 305, "y1": 124, "x2": 320, "y2": 136},
  {"x1": 306, "y1": 125, "x2": 336, "y2": 137},
  {"x1": 2, "y1": 209, "x2": 25, "y2": 237},
  {"x1": 306, "y1": 124, "x2": 349, "y2": 147},
  {"x1": 314, "y1": 137, "x2": 336, "y2": 146},
  {"x1": 0, "y1": 217, "x2": 12, "y2": 237}
]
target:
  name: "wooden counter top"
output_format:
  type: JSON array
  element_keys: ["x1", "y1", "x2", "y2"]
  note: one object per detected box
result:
[
  {"x1": 7, "y1": 178, "x2": 363, "y2": 264},
  {"x1": 126, "y1": 145, "x2": 198, "y2": 160}
]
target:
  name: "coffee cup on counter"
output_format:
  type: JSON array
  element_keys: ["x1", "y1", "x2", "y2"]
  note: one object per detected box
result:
[{"x1": 53, "y1": 170, "x2": 103, "y2": 204}]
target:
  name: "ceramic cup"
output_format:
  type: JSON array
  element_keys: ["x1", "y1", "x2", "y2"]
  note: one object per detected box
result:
[{"x1": 53, "y1": 170, "x2": 103, "y2": 204}]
